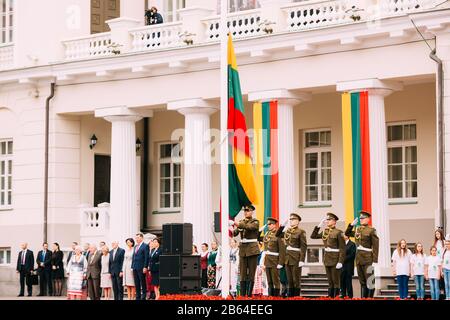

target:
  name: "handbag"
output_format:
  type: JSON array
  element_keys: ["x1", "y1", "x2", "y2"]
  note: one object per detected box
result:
[{"x1": 30, "y1": 271, "x2": 39, "y2": 286}]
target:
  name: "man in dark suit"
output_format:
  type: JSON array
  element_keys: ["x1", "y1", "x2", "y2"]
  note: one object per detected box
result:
[
  {"x1": 132, "y1": 233, "x2": 149, "y2": 300},
  {"x1": 82, "y1": 243, "x2": 90, "y2": 261},
  {"x1": 16, "y1": 243, "x2": 35, "y2": 297},
  {"x1": 66, "y1": 241, "x2": 78, "y2": 264},
  {"x1": 36, "y1": 242, "x2": 53, "y2": 296},
  {"x1": 110, "y1": 240, "x2": 125, "y2": 300},
  {"x1": 86, "y1": 244, "x2": 102, "y2": 300},
  {"x1": 340, "y1": 234, "x2": 356, "y2": 298}
]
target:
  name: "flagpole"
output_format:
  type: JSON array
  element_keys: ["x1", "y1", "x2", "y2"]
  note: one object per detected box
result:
[{"x1": 220, "y1": 0, "x2": 230, "y2": 299}]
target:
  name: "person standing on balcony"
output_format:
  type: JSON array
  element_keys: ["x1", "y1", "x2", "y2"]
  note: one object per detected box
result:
[
  {"x1": 391, "y1": 239, "x2": 412, "y2": 299},
  {"x1": 145, "y1": 7, "x2": 163, "y2": 26},
  {"x1": 233, "y1": 205, "x2": 261, "y2": 297},
  {"x1": 311, "y1": 213, "x2": 346, "y2": 298},
  {"x1": 36, "y1": 242, "x2": 53, "y2": 296},
  {"x1": 122, "y1": 238, "x2": 136, "y2": 300},
  {"x1": 263, "y1": 217, "x2": 284, "y2": 297},
  {"x1": 425, "y1": 246, "x2": 442, "y2": 300},
  {"x1": 132, "y1": 233, "x2": 149, "y2": 300},
  {"x1": 442, "y1": 237, "x2": 450, "y2": 300},
  {"x1": 410, "y1": 242, "x2": 426, "y2": 300},
  {"x1": 345, "y1": 210, "x2": 379, "y2": 298},
  {"x1": 109, "y1": 240, "x2": 125, "y2": 300},
  {"x1": 51, "y1": 243, "x2": 64, "y2": 297},
  {"x1": 276, "y1": 213, "x2": 307, "y2": 297},
  {"x1": 16, "y1": 243, "x2": 35, "y2": 297},
  {"x1": 86, "y1": 244, "x2": 102, "y2": 300}
]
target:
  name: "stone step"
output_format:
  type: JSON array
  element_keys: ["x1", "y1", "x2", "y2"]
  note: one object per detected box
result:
[
  {"x1": 302, "y1": 283, "x2": 329, "y2": 288},
  {"x1": 379, "y1": 289, "x2": 431, "y2": 295},
  {"x1": 387, "y1": 283, "x2": 430, "y2": 289}
]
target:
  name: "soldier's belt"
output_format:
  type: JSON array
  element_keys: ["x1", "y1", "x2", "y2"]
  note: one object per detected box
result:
[
  {"x1": 242, "y1": 238, "x2": 258, "y2": 243},
  {"x1": 286, "y1": 246, "x2": 301, "y2": 252},
  {"x1": 266, "y1": 251, "x2": 279, "y2": 256},
  {"x1": 324, "y1": 247, "x2": 340, "y2": 253},
  {"x1": 357, "y1": 245, "x2": 373, "y2": 252}
]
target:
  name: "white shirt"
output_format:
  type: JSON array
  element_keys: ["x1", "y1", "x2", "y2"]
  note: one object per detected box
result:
[
  {"x1": 436, "y1": 241, "x2": 444, "y2": 259},
  {"x1": 410, "y1": 253, "x2": 426, "y2": 276},
  {"x1": 426, "y1": 255, "x2": 441, "y2": 279},
  {"x1": 442, "y1": 250, "x2": 450, "y2": 270},
  {"x1": 392, "y1": 249, "x2": 412, "y2": 276}
]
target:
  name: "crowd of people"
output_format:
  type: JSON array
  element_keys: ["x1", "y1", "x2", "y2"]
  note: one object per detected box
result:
[{"x1": 14, "y1": 206, "x2": 450, "y2": 300}]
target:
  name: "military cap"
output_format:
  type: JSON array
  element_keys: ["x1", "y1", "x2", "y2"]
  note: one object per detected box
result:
[
  {"x1": 289, "y1": 213, "x2": 301, "y2": 221},
  {"x1": 267, "y1": 217, "x2": 278, "y2": 224},
  {"x1": 243, "y1": 205, "x2": 256, "y2": 211},
  {"x1": 326, "y1": 212, "x2": 339, "y2": 221},
  {"x1": 359, "y1": 210, "x2": 371, "y2": 219}
]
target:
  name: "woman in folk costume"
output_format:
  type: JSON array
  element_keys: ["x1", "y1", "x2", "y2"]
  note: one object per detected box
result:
[
  {"x1": 207, "y1": 241, "x2": 219, "y2": 288},
  {"x1": 66, "y1": 245, "x2": 88, "y2": 300},
  {"x1": 229, "y1": 238, "x2": 240, "y2": 296},
  {"x1": 253, "y1": 220, "x2": 270, "y2": 296},
  {"x1": 215, "y1": 243, "x2": 223, "y2": 289}
]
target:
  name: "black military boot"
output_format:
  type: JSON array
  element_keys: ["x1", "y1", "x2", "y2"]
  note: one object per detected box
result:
[
  {"x1": 328, "y1": 288, "x2": 334, "y2": 297},
  {"x1": 272, "y1": 288, "x2": 280, "y2": 297},
  {"x1": 334, "y1": 288, "x2": 340, "y2": 298},
  {"x1": 361, "y1": 286, "x2": 368, "y2": 298},
  {"x1": 295, "y1": 288, "x2": 301, "y2": 297},
  {"x1": 247, "y1": 282, "x2": 254, "y2": 297},
  {"x1": 267, "y1": 287, "x2": 273, "y2": 296},
  {"x1": 240, "y1": 281, "x2": 247, "y2": 296}
]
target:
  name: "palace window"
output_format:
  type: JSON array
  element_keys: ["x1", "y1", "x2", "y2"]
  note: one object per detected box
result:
[
  {"x1": 158, "y1": 142, "x2": 182, "y2": 211},
  {"x1": 0, "y1": 247, "x2": 11, "y2": 265},
  {"x1": 0, "y1": 0, "x2": 14, "y2": 44},
  {"x1": 387, "y1": 122, "x2": 417, "y2": 200},
  {"x1": 163, "y1": 0, "x2": 186, "y2": 22},
  {"x1": 0, "y1": 139, "x2": 12, "y2": 209},
  {"x1": 303, "y1": 130, "x2": 332, "y2": 203}
]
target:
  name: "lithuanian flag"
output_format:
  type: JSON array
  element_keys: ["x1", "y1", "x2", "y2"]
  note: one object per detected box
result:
[{"x1": 227, "y1": 35, "x2": 257, "y2": 217}]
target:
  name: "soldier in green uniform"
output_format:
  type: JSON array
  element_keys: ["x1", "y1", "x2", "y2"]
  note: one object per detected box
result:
[
  {"x1": 345, "y1": 210, "x2": 379, "y2": 298},
  {"x1": 276, "y1": 213, "x2": 307, "y2": 297},
  {"x1": 263, "y1": 217, "x2": 285, "y2": 296},
  {"x1": 232, "y1": 205, "x2": 260, "y2": 296},
  {"x1": 311, "y1": 212, "x2": 346, "y2": 298}
]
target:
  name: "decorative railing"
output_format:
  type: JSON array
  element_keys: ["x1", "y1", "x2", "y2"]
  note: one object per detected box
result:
[
  {"x1": 63, "y1": 32, "x2": 113, "y2": 61},
  {"x1": 80, "y1": 203, "x2": 110, "y2": 237},
  {"x1": 130, "y1": 22, "x2": 183, "y2": 52},
  {"x1": 380, "y1": 0, "x2": 438, "y2": 15},
  {"x1": 203, "y1": 9, "x2": 263, "y2": 42},
  {"x1": 0, "y1": 43, "x2": 14, "y2": 70},
  {"x1": 283, "y1": 0, "x2": 359, "y2": 32}
]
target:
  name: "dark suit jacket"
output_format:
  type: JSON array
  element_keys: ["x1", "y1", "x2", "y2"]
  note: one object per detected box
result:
[
  {"x1": 66, "y1": 251, "x2": 75, "y2": 264},
  {"x1": 343, "y1": 240, "x2": 356, "y2": 275},
  {"x1": 36, "y1": 250, "x2": 52, "y2": 271},
  {"x1": 131, "y1": 242, "x2": 149, "y2": 271},
  {"x1": 86, "y1": 251, "x2": 102, "y2": 279},
  {"x1": 148, "y1": 248, "x2": 161, "y2": 273},
  {"x1": 16, "y1": 250, "x2": 35, "y2": 272},
  {"x1": 109, "y1": 247, "x2": 125, "y2": 276}
]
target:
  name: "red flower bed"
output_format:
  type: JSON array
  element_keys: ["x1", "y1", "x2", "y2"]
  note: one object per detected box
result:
[{"x1": 159, "y1": 294, "x2": 385, "y2": 301}]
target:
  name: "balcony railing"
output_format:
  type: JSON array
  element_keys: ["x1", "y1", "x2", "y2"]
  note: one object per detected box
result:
[
  {"x1": 80, "y1": 202, "x2": 110, "y2": 238},
  {"x1": 0, "y1": 43, "x2": 14, "y2": 70},
  {"x1": 63, "y1": 32, "x2": 113, "y2": 61},
  {"x1": 130, "y1": 22, "x2": 183, "y2": 52},
  {"x1": 381, "y1": 0, "x2": 437, "y2": 16}
]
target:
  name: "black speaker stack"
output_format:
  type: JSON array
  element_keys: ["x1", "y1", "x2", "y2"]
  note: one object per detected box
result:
[{"x1": 160, "y1": 223, "x2": 201, "y2": 295}]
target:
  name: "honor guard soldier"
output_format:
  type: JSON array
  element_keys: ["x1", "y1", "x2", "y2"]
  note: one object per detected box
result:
[
  {"x1": 263, "y1": 217, "x2": 285, "y2": 296},
  {"x1": 276, "y1": 213, "x2": 307, "y2": 297},
  {"x1": 311, "y1": 213, "x2": 346, "y2": 298},
  {"x1": 345, "y1": 210, "x2": 379, "y2": 298},
  {"x1": 233, "y1": 205, "x2": 260, "y2": 296}
]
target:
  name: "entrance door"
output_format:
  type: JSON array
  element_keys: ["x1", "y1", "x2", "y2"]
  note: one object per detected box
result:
[
  {"x1": 91, "y1": 0, "x2": 121, "y2": 34},
  {"x1": 94, "y1": 155, "x2": 111, "y2": 207}
]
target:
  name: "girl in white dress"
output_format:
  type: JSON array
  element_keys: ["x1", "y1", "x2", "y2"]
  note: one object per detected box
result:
[
  {"x1": 122, "y1": 238, "x2": 136, "y2": 300},
  {"x1": 100, "y1": 246, "x2": 112, "y2": 299}
]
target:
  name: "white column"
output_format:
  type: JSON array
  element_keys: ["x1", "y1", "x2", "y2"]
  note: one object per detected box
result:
[
  {"x1": 248, "y1": 89, "x2": 311, "y2": 223},
  {"x1": 120, "y1": 0, "x2": 146, "y2": 24},
  {"x1": 95, "y1": 106, "x2": 144, "y2": 243},
  {"x1": 337, "y1": 79, "x2": 402, "y2": 277},
  {"x1": 168, "y1": 99, "x2": 218, "y2": 246}
]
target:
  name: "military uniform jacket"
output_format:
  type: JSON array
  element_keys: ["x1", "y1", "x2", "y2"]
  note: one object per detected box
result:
[
  {"x1": 233, "y1": 218, "x2": 260, "y2": 257},
  {"x1": 345, "y1": 224, "x2": 379, "y2": 265},
  {"x1": 276, "y1": 226, "x2": 307, "y2": 265},
  {"x1": 263, "y1": 229, "x2": 285, "y2": 268},
  {"x1": 311, "y1": 226, "x2": 345, "y2": 267}
]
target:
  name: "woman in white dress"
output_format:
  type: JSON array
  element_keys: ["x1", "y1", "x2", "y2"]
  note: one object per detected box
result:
[
  {"x1": 66, "y1": 245, "x2": 87, "y2": 300},
  {"x1": 100, "y1": 246, "x2": 112, "y2": 300},
  {"x1": 229, "y1": 239, "x2": 240, "y2": 296},
  {"x1": 122, "y1": 238, "x2": 136, "y2": 300}
]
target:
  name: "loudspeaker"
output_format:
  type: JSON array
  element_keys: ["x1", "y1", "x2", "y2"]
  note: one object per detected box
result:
[
  {"x1": 162, "y1": 223, "x2": 193, "y2": 255},
  {"x1": 214, "y1": 211, "x2": 221, "y2": 232},
  {"x1": 160, "y1": 255, "x2": 201, "y2": 279},
  {"x1": 181, "y1": 255, "x2": 201, "y2": 278},
  {"x1": 160, "y1": 277, "x2": 202, "y2": 295},
  {"x1": 160, "y1": 255, "x2": 180, "y2": 278}
]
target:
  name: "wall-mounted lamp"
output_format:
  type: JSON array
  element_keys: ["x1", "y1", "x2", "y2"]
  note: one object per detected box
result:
[
  {"x1": 89, "y1": 134, "x2": 98, "y2": 150},
  {"x1": 136, "y1": 138, "x2": 142, "y2": 152}
]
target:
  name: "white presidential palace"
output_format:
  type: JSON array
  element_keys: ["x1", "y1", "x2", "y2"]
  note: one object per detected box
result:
[{"x1": 0, "y1": 0, "x2": 450, "y2": 297}]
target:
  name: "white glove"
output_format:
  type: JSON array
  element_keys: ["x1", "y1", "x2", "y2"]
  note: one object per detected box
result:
[
  {"x1": 277, "y1": 264, "x2": 283, "y2": 270},
  {"x1": 351, "y1": 218, "x2": 359, "y2": 226},
  {"x1": 336, "y1": 263, "x2": 343, "y2": 269},
  {"x1": 319, "y1": 218, "x2": 327, "y2": 228},
  {"x1": 228, "y1": 220, "x2": 235, "y2": 227},
  {"x1": 282, "y1": 219, "x2": 289, "y2": 227},
  {"x1": 298, "y1": 261, "x2": 304, "y2": 268}
]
